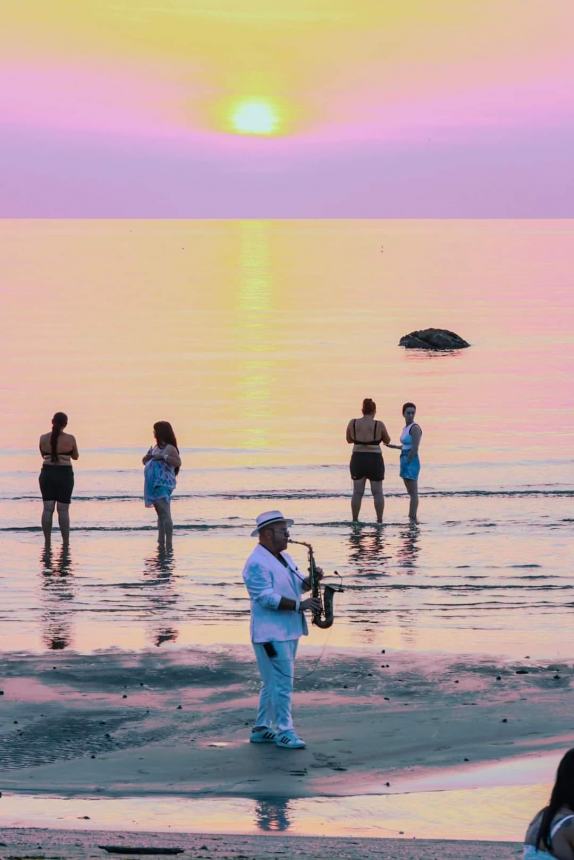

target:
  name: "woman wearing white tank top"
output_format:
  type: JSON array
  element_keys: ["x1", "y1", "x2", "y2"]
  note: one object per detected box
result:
[
  {"x1": 524, "y1": 748, "x2": 574, "y2": 858},
  {"x1": 399, "y1": 402, "x2": 422, "y2": 524}
]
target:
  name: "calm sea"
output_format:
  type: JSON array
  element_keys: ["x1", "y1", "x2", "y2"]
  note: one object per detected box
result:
[{"x1": 1, "y1": 220, "x2": 572, "y2": 657}]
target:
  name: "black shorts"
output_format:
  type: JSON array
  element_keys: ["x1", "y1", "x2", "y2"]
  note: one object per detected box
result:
[
  {"x1": 350, "y1": 452, "x2": 385, "y2": 482},
  {"x1": 39, "y1": 465, "x2": 74, "y2": 504}
]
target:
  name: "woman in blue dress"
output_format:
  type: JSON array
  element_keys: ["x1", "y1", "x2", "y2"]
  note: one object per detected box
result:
[
  {"x1": 143, "y1": 421, "x2": 181, "y2": 550},
  {"x1": 523, "y1": 748, "x2": 574, "y2": 858},
  {"x1": 399, "y1": 402, "x2": 422, "y2": 524}
]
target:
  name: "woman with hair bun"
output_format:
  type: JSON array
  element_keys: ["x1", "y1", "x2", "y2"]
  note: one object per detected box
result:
[
  {"x1": 38, "y1": 412, "x2": 79, "y2": 545},
  {"x1": 346, "y1": 398, "x2": 395, "y2": 524},
  {"x1": 142, "y1": 421, "x2": 182, "y2": 550},
  {"x1": 523, "y1": 748, "x2": 574, "y2": 857}
]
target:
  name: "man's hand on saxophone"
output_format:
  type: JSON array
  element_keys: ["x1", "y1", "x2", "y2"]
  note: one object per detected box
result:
[
  {"x1": 277, "y1": 595, "x2": 322, "y2": 613},
  {"x1": 300, "y1": 596, "x2": 322, "y2": 613}
]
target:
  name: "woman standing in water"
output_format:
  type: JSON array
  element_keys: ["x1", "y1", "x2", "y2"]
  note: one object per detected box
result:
[
  {"x1": 346, "y1": 398, "x2": 393, "y2": 524},
  {"x1": 523, "y1": 748, "x2": 574, "y2": 858},
  {"x1": 143, "y1": 421, "x2": 181, "y2": 550},
  {"x1": 39, "y1": 412, "x2": 79, "y2": 546},
  {"x1": 400, "y1": 402, "x2": 422, "y2": 524}
]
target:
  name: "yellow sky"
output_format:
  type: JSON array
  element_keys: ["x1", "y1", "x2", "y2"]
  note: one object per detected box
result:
[{"x1": 2, "y1": 1, "x2": 572, "y2": 213}]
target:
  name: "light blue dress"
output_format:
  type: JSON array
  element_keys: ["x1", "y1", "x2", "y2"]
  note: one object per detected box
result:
[
  {"x1": 400, "y1": 423, "x2": 421, "y2": 481},
  {"x1": 144, "y1": 446, "x2": 177, "y2": 508}
]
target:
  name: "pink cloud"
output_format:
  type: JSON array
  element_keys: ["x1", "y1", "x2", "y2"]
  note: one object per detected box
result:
[{"x1": 0, "y1": 60, "x2": 203, "y2": 140}]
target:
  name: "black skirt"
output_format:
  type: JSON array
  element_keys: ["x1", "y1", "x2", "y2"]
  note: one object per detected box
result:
[
  {"x1": 39, "y1": 465, "x2": 74, "y2": 504},
  {"x1": 350, "y1": 452, "x2": 385, "y2": 482}
]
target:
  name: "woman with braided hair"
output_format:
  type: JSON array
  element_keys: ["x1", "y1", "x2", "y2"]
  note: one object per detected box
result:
[
  {"x1": 346, "y1": 397, "x2": 395, "y2": 524},
  {"x1": 38, "y1": 411, "x2": 79, "y2": 546}
]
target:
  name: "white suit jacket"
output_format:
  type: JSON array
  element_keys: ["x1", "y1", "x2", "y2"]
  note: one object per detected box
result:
[{"x1": 242, "y1": 544, "x2": 309, "y2": 643}]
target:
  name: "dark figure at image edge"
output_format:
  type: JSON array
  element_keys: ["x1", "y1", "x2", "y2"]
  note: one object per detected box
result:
[{"x1": 524, "y1": 748, "x2": 574, "y2": 858}]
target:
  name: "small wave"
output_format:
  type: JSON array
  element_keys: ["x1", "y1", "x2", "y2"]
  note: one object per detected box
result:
[
  {"x1": 4, "y1": 487, "x2": 574, "y2": 503},
  {"x1": 345, "y1": 582, "x2": 571, "y2": 592},
  {"x1": 6, "y1": 490, "x2": 345, "y2": 502},
  {"x1": 0, "y1": 523, "x2": 243, "y2": 534},
  {"x1": 510, "y1": 564, "x2": 542, "y2": 568}
]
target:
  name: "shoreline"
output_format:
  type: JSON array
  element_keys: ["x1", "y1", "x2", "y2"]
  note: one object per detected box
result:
[
  {"x1": 0, "y1": 781, "x2": 546, "y2": 843},
  {"x1": 0, "y1": 828, "x2": 523, "y2": 859},
  {"x1": 0, "y1": 746, "x2": 561, "y2": 799}
]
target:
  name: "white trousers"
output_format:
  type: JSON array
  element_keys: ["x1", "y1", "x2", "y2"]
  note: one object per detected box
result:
[{"x1": 253, "y1": 639, "x2": 299, "y2": 733}]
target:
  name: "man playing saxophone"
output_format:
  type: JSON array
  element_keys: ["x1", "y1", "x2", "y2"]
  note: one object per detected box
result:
[{"x1": 242, "y1": 510, "x2": 322, "y2": 750}]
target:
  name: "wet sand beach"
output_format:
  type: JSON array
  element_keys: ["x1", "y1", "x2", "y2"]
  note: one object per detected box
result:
[
  {"x1": 0, "y1": 646, "x2": 572, "y2": 800},
  {"x1": 0, "y1": 645, "x2": 569, "y2": 852},
  {"x1": 0, "y1": 828, "x2": 523, "y2": 859}
]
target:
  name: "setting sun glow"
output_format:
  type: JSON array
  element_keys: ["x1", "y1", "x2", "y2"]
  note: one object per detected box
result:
[{"x1": 230, "y1": 99, "x2": 281, "y2": 135}]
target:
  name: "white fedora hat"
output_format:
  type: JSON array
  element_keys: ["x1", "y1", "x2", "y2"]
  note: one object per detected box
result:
[{"x1": 251, "y1": 510, "x2": 294, "y2": 537}]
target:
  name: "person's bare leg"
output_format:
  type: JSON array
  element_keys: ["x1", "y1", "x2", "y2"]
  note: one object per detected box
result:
[
  {"x1": 403, "y1": 478, "x2": 419, "y2": 523},
  {"x1": 371, "y1": 480, "x2": 384, "y2": 523},
  {"x1": 163, "y1": 500, "x2": 173, "y2": 551},
  {"x1": 155, "y1": 499, "x2": 173, "y2": 550},
  {"x1": 42, "y1": 501, "x2": 56, "y2": 545},
  {"x1": 351, "y1": 478, "x2": 366, "y2": 522},
  {"x1": 56, "y1": 502, "x2": 70, "y2": 545},
  {"x1": 153, "y1": 501, "x2": 166, "y2": 548}
]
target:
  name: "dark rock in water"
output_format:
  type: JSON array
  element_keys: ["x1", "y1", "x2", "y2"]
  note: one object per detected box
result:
[{"x1": 399, "y1": 328, "x2": 470, "y2": 350}]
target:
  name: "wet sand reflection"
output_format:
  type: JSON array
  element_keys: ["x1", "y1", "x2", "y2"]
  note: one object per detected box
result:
[
  {"x1": 347, "y1": 526, "x2": 390, "y2": 576},
  {"x1": 254, "y1": 797, "x2": 292, "y2": 832},
  {"x1": 40, "y1": 545, "x2": 74, "y2": 650},
  {"x1": 142, "y1": 546, "x2": 179, "y2": 648},
  {"x1": 397, "y1": 523, "x2": 421, "y2": 570}
]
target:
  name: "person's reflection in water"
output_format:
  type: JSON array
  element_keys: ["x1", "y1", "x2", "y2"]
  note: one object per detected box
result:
[
  {"x1": 143, "y1": 545, "x2": 179, "y2": 647},
  {"x1": 348, "y1": 526, "x2": 390, "y2": 576},
  {"x1": 397, "y1": 523, "x2": 421, "y2": 570},
  {"x1": 40, "y1": 544, "x2": 75, "y2": 650},
  {"x1": 254, "y1": 798, "x2": 292, "y2": 832}
]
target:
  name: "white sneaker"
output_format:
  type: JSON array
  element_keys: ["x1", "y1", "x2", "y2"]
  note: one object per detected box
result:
[
  {"x1": 275, "y1": 730, "x2": 306, "y2": 750},
  {"x1": 250, "y1": 727, "x2": 276, "y2": 744}
]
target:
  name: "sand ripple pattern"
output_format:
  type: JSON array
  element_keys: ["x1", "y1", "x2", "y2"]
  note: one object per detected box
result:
[{"x1": 0, "y1": 711, "x2": 172, "y2": 770}]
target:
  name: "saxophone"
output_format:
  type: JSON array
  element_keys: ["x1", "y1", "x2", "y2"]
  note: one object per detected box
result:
[{"x1": 288, "y1": 539, "x2": 343, "y2": 629}]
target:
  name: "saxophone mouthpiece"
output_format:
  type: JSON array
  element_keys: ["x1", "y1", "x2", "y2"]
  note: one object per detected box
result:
[{"x1": 287, "y1": 538, "x2": 311, "y2": 549}]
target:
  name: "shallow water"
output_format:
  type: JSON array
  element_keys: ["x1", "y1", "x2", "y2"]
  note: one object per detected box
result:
[
  {"x1": 0, "y1": 775, "x2": 548, "y2": 841},
  {"x1": 1, "y1": 220, "x2": 573, "y2": 657}
]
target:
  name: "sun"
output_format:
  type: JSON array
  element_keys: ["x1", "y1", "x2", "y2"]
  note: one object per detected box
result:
[{"x1": 229, "y1": 99, "x2": 281, "y2": 136}]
